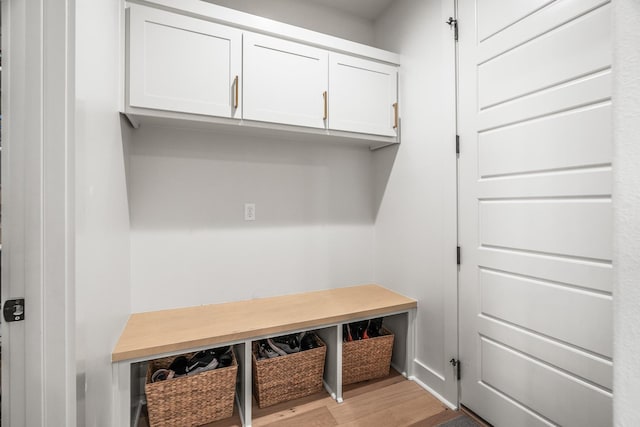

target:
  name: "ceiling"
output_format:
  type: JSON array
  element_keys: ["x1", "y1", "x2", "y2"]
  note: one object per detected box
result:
[{"x1": 307, "y1": 0, "x2": 395, "y2": 21}]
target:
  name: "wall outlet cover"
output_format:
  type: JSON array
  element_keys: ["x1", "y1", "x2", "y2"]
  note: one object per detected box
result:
[{"x1": 244, "y1": 203, "x2": 256, "y2": 221}]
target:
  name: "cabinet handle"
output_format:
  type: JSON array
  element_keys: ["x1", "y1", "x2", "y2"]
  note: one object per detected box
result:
[
  {"x1": 393, "y1": 102, "x2": 398, "y2": 129},
  {"x1": 234, "y1": 75, "x2": 239, "y2": 109},
  {"x1": 323, "y1": 91, "x2": 328, "y2": 120}
]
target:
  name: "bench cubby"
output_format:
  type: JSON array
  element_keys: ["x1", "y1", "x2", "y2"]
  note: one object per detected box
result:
[{"x1": 112, "y1": 284, "x2": 417, "y2": 426}]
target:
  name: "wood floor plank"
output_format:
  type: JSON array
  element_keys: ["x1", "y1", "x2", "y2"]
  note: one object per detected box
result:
[
  {"x1": 329, "y1": 381, "x2": 428, "y2": 424},
  {"x1": 145, "y1": 374, "x2": 459, "y2": 427},
  {"x1": 342, "y1": 370, "x2": 406, "y2": 399},
  {"x1": 262, "y1": 406, "x2": 338, "y2": 427},
  {"x1": 388, "y1": 394, "x2": 449, "y2": 425},
  {"x1": 338, "y1": 407, "x2": 400, "y2": 427},
  {"x1": 339, "y1": 394, "x2": 447, "y2": 427},
  {"x1": 203, "y1": 414, "x2": 243, "y2": 427},
  {"x1": 252, "y1": 393, "x2": 337, "y2": 426}
]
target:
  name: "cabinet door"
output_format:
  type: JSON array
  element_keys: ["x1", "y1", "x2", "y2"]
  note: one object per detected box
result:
[
  {"x1": 243, "y1": 33, "x2": 328, "y2": 129},
  {"x1": 128, "y1": 4, "x2": 241, "y2": 118},
  {"x1": 329, "y1": 54, "x2": 398, "y2": 137}
]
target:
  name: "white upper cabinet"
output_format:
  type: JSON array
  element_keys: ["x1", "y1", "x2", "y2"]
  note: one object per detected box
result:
[
  {"x1": 328, "y1": 53, "x2": 398, "y2": 137},
  {"x1": 125, "y1": 3, "x2": 401, "y2": 147},
  {"x1": 243, "y1": 33, "x2": 328, "y2": 129},
  {"x1": 128, "y1": 4, "x2": 241, "y2": 118}
]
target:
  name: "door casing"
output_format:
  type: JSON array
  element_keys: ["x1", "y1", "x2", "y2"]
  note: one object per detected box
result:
[{"x1": 1, "y1": 0, "x2": 76, "y2": 425}]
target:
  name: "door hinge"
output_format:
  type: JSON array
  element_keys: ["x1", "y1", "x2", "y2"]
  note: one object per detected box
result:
[
  {"x1": 3, "y1": 298, "x2": 25, "y2": 322},
  {"x1": 457, "y1": 246, "x2": 461, "y2": 265},
  {"x1": 456, "y1": 134, "x2": 460, "y2": 155},
  {"x1": 450, "y1": 358, "x2": 461, "y2": 380},
  {"x1": 446, "y1": 17, "x2": 458, "y2": 41}
]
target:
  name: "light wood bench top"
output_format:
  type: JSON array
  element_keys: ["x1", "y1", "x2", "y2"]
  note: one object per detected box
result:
[{"x1": 112, "y1": 284, "x2": 416, "y2": 362}]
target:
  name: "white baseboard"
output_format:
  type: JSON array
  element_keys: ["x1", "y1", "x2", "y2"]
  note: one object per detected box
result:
[
  {"x1": 409, "y1": 359, "x2": 458, "y2": 410},
  {"x1": 410, "y1": 374, "x2": 458, "y2": 410}
]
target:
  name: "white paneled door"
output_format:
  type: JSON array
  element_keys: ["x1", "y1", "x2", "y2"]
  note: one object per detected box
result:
[{"x1": 458, "y1": 1, "x2": 613, "y2": 426}]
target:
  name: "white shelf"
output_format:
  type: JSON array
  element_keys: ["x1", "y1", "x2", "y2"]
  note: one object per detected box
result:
[{"x1": 122, "y1": 110, "x2": 399, "y2": 151}]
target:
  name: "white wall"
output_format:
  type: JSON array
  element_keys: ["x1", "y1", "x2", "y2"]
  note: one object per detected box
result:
[
  {"x1": 613, "y1": 0, "x2": 640, "y2": 425},
  {"x1": 203, "y1": 0, "x2": 375, "y2": 45},
  {"x1": 75, "y1": 0, "x2": 132, "y2": 425},
  {"x1": 373, "y1": 0, "x2": 458, "y2": 406},
  {"x1": 127, "y1": 2, "x2": 379, "y2": 312},
  {"x1": 129, "y1": 127, "x2": 375, "y2": 312}
]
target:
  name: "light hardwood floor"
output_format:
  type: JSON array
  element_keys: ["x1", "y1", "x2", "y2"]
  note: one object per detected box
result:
[{"x1": 140, "y1": 370, "x2": 481, "y2": 426}]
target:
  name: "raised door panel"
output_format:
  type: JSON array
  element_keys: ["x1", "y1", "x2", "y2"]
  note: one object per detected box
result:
[
  {"x1": 128, "y1": 4, "x2": 241, "y2": 118},
  {"x1": 478, "y1": 4, "x2": 611, "y2": 109},
  {"x1": 477, "y1": 0, "x2": 553, "y2": 42},
  {"x1": 481, "y1": 338, "x2": 612, "y2": 427},
  {"x1": 243, "y1": 33, "x2": 328, "y2": 129},
  {"x1": 329, "y1": 54, "x2": 398, "y2": 137}
]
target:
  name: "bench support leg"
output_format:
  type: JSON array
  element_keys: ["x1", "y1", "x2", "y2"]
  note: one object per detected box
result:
[
  {"x1": 317, "y1": 326, "x2": 342, "y2": 403},
  {"x1": 235, "y1": 342, "x2": 253, "y2": 427}
]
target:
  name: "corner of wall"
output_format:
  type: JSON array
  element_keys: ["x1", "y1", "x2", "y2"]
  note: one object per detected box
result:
[
  {"x1": 612, "y1": 1, "x2": 640, "y2": 425},
  {"x1": 371, "y1": 0, "x2": 459, "y2": 407}
]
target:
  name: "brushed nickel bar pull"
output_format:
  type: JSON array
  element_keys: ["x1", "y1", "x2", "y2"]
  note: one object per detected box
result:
[
  {"x1": 393, "y1": 102, "x2": 398, "y2": 129},
  {"x1": 234, "y1": 75, "x2": 239, "y2": 109},
  {"x1": 323, "y1": 91, "x2": 328, "y2": 120}
]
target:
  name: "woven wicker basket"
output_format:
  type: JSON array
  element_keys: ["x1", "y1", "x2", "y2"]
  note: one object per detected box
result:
[
  {"x1": 252, "y1": 334, "x2": 326, "y2": 408},
  {"x1": 342, "y1": 327, "x2": 394, "y2": 385},
  {"x1": 145, "y1": 348, "x2": 238, "y2": 427}
]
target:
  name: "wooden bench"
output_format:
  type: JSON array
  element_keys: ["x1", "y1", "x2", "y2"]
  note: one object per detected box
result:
[{"x1": 112, "y1": 284, "x2": 417, "y2": 426}]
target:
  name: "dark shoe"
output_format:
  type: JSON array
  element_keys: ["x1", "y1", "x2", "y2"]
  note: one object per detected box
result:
[
  {"x1": 151, "y1": 368, "x2": 175, "y2": 382},
  {"x1": 367, "y1": 318, "x2": 383, "y2": 338},
  {"x1": 301, "y1": 332, "x2": 318, "y2": 350},
  {"x1": 257, "y1": 340, "x2": 280, "y2": 359},
  {"x1": 352, "y1": 320, "x2": 368, "y2": 340},
  {"x1": 218, "y1": 353, "x2": 233, "y2": 367},
  {"x1": 212, "y1": 346, "x2": 230, "y2": 358},
  {"x1": 186, "y1": 350, "x2": 217, "y2": 374},
  {"x1": 271, "y1": 334, "x2": 300, "y2": 354},
  {"x1": 267, "y1": 338, "x2": 288, "y2": 356},
  {"x1": 169, "y1": 356, "x2": 189, "y2": 376}
]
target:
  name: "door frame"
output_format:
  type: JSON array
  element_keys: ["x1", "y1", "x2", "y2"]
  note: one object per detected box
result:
[{"x1": 1, "y1": 0, "x2": 76, "y2": 425}]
